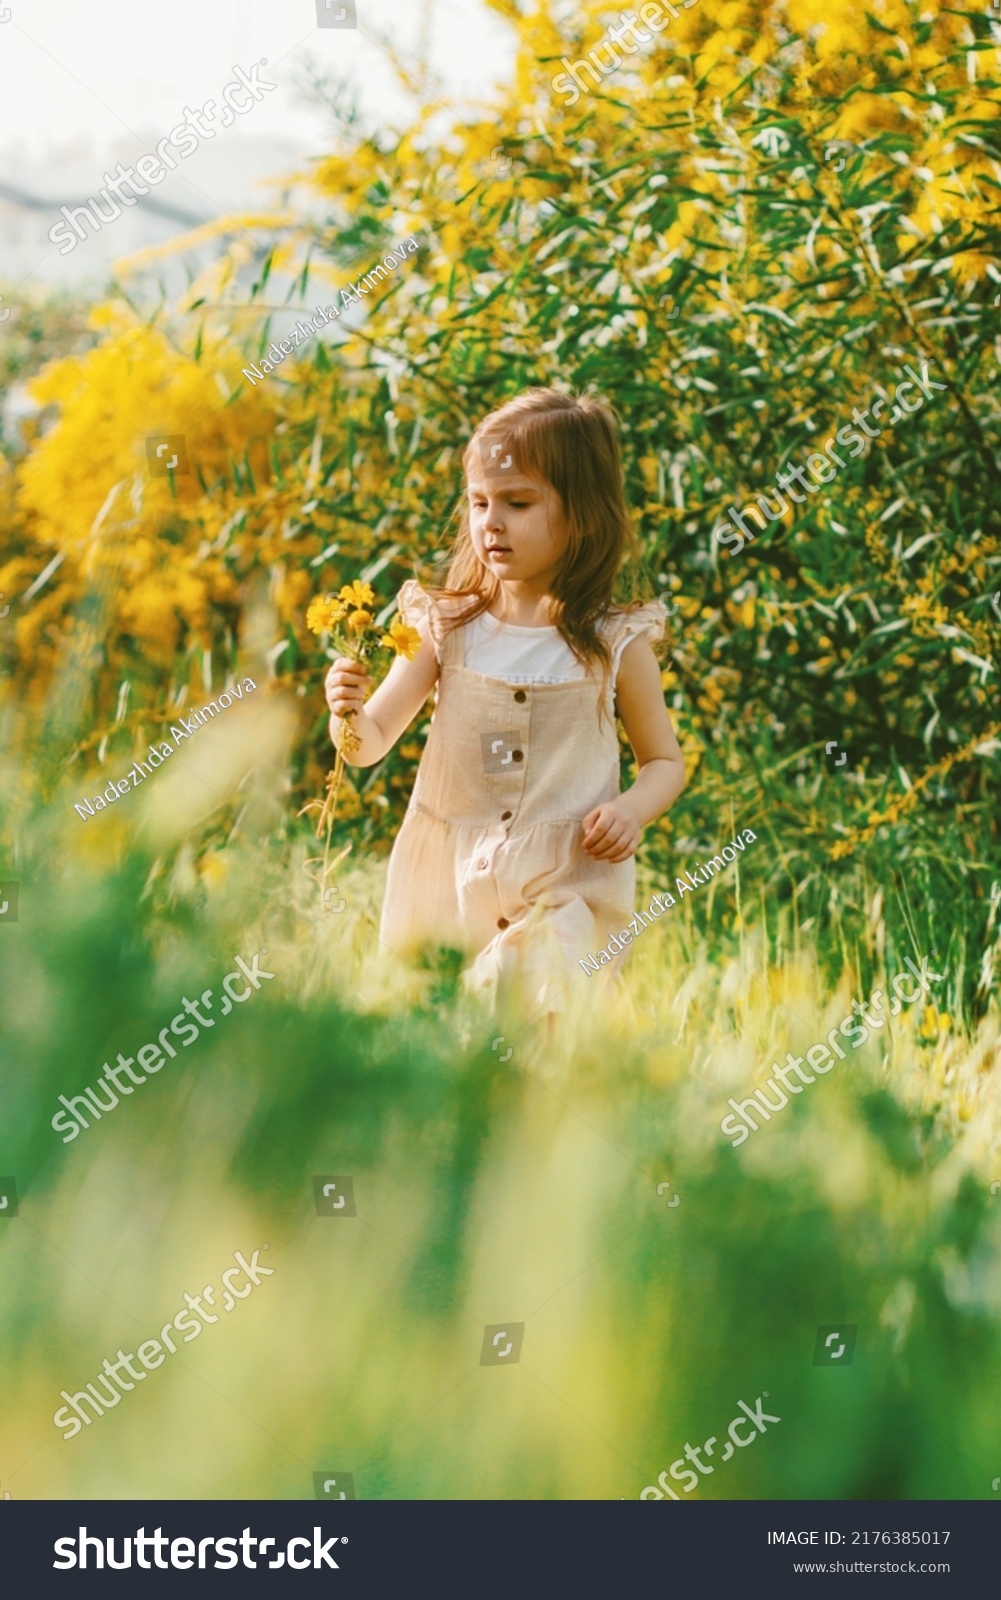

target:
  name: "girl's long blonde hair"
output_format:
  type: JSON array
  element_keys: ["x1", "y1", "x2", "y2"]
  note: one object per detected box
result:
[{"x1": 423, "y1": 388, "x2": 651, "y2": 687}]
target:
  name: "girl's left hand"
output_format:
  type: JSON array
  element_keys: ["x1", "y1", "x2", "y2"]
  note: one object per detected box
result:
[{"x1": 581, "y1": 800, "x2": 641, "y2": 863}]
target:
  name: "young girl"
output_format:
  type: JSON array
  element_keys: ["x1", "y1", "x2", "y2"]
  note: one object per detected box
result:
[{"x1": 324, "y1": 388, "x2": 686, "y2": 1009}]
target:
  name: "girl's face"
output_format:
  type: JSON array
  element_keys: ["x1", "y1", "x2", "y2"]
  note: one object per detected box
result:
[{"x1": 465, "y1": 463, "x2": 569, "y2": 591}]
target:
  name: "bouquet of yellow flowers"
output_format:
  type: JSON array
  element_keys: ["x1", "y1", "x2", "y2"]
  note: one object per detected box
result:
[{"x1": 301, "y1": 580, "x2": 421, "y2": 891}]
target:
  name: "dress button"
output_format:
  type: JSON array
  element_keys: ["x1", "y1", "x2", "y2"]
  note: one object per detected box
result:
[
  {"x1": 478, "y1": 859, "x2": 488, "y2": 870},
  {"x1": 497, "y1": 917, "x2": 510, "y2": 930},
  {"x1": 512, "y1": 749, "x2": 524, "y2": 762},
  {"x1": 501, "y1": 811, "x2": 512, "y2": 821},
  {"x1": 513, "y1": 689, "x2": 527, "y2": 703}
]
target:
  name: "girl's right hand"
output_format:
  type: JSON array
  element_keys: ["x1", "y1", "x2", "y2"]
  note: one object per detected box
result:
[{"x1": 324, "y1": 657, "x2": 371, "y2": 717}]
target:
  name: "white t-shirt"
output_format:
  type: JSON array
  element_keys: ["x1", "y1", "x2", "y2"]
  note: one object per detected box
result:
[
  {"x1": 403, "y1": 586, "x2": 666, "y2": 696},
  {"x1": 461, "y1": 613, "x2": 586, "y2": 684}
]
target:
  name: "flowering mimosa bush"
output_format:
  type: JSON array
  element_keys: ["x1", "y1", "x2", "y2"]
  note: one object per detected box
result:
[{"x1": 1, "y1": 0, "x2": 999, "y2": 1006}]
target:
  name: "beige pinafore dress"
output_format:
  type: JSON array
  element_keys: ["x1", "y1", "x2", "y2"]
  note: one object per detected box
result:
[{"x1": 380, "y1": 582, "x2": 667, "y2": 1008}]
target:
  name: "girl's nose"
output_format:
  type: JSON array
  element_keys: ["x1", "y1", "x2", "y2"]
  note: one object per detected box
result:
[{"x1": 483, "y1": 503, "x2": 505, "y2": 533}]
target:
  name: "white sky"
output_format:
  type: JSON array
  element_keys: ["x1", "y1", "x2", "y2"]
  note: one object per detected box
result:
[{"x1": 0, "y1": 0, "x2": 515, "y2": 163}]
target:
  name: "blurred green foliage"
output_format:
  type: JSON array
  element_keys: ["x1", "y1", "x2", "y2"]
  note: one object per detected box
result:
[{"x1": 1, "y1": 848, "x2": 998, "y2": 1499}]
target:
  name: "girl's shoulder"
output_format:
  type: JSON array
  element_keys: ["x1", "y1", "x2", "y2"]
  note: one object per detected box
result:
[{"x1": 599, "y1": 598, "x2": 669, "y2": 659}]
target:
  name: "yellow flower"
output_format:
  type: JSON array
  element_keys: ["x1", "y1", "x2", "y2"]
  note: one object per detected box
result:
[
  {"x1": 381, "y1": 618, "x2": 422, "y2": 659},
  {"x1": 338, "y1": 580, "x2": 376, "y2": 609},
  {"x1": 346, "y1": 608, "x2": 373, "y2": 635},
  {"x1": 306, "y1": 596, "x2": 347, "y2": 634},
  {"x1": 918, "y1": 1005, "x2": 951, "y2": 1041},
  {"x1": 198, "y1": 853, "x2": 228, "y2": 886}
]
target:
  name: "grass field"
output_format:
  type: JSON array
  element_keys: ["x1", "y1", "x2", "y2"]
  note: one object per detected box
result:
[{"x1": 3, "y1": 782, "x2": 1000, "y2": 1501}]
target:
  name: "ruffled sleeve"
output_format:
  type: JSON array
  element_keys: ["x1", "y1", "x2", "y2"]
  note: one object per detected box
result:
[
  {"x1": 396, "y1": 579, "x2": 480, "y2": 663},
  {"x1": 396, "y1": 579, "x2": 444, "y2": 659},
  {"x1": 604, "y1": 600, "x2": 668, "y2": 670}
]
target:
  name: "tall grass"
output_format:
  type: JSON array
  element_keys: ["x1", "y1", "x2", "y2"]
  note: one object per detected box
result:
[{"x1": 2, "y1": 788, "x2": 999, "y2": 1500}]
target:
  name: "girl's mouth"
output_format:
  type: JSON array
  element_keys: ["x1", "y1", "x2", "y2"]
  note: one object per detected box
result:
[{"x1": 486, "y1": 545, "x2": 512, "y2": 556}]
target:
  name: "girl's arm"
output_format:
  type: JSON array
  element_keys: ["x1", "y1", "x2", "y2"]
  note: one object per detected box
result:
[
  {"x1": 581, "y1": 637, "x2": 686, "y2": 862},
  {"x1": 324, "y1": 629, "x2": 440, "y2": 767}
]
